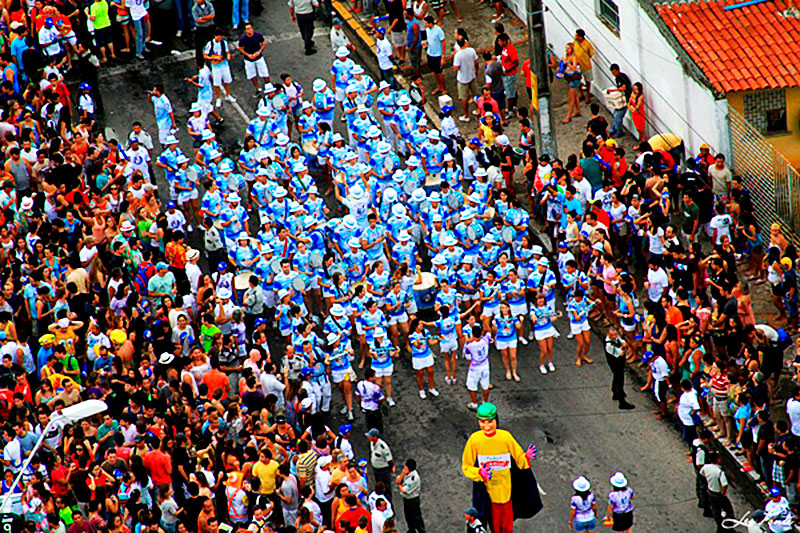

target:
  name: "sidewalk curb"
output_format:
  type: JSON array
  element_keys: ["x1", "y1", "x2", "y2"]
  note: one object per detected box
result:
[{"x1": 331, "y1": 0, "x2": 442, "y2": 130}]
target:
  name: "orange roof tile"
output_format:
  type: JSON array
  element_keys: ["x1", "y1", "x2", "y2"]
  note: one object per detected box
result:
[{"x1": 656, "y1": 0, "x2": 800, "y2": 92}]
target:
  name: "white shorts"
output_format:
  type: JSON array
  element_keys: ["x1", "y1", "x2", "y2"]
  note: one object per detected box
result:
[
  {"x1": 621, "y1": 322, "x2": 636, "y2": 333},
  {"x1": 412, "y1": 354, "x2": 434, "y2": 370},
  {"x1": 387, "y1": 312, "x2": 408, "y2": 326},
  {"x1": 440, "y1": 336, "x2": 458, "y2": 354},
  {"x1": 199, "y1": 100, "x2": 214, "y2": 116},
  {"x1": 509, "y1": 302, "x2": 528, "y2": 317},
  {"x1": 356, "y1": 322, "x2": 365, "y2": 336},
  {"x1": 244, "y1": 57, "x2": 269, "y2": 80},
  {"x1": 335, "y1": 87, "x2": 346, "y2": 102},
  {"x1": 496, "y1": 338, "x2": 517, "y2": 351},
  {"x1": 211, "y1": 65, "x2": 233, "y2": 86},
  {"x1": 332, "y1": 367, "x2": 357, "y2": 384},
  {"x1": 466, "y1": 366, "x2": 490, "y2": 391},
  {"x1": 534, "y1": 325, "x2": 558, "y2": 341},
  {"x1": 570, "y1": 321, "x2": 591, "y2": 335},
  {"x1": 372, "y1": 364, "x2": 393, "y2": 377},
  {"x1": 481, "y1": 305, "x2": 500, "y2": 318},
  {"x1": 178, "y1": 189, "x2": 199, "y2": 203}
]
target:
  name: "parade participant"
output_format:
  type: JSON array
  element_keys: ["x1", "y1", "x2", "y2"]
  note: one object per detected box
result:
[
  {"x1": 603, "y1": 472, "x2": 635, "y2": 533},
  {"x1": 493, "y1": 301, "x2": 522, "y2": 382},
  {"x1": 408, "y1": 318, "x2": 439, "y2": 399},
  {"x1": 464, "y1": 325, "x2": 492, "y2": 410},
  {"x1": 461, "y1": 402, "x2": 542, "y2": 532},
  {"x1": 530, "y1": 292, "x2": 561, "y2": 374},
  {"x1": 567, "y1": 289, "x2": 597, "y2": 367},
  {"x1": 569, "y1": 476, "x2": 599, "y2": 533},
  {"x1": 327, "y1": 332, "x2": 357, "y2": 421}
]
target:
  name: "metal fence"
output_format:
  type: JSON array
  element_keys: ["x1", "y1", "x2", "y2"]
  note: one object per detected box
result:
[{"x1": 728, "y1": 106, "x2": 800, "y2": 245}]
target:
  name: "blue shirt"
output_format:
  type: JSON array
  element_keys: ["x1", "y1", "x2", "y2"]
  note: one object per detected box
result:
[{"x1": 426, "y1": 25, "x2": 445, "y2": 57}]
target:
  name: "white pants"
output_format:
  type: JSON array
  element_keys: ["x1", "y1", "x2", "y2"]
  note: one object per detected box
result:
[
  {"x1": 211, "y1": 65, "x2": 233, "y2": 86},
  {"x1": 309, "y1": 378, "x2": 332, "y2": 412}
]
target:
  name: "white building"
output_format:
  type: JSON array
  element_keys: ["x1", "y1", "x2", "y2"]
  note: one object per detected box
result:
[{"x1": 525, "y1": 0, "x2": 731, "y2": 156}]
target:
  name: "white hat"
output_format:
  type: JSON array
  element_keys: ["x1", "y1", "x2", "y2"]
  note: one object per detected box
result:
[
  {"x1": 398, "y1": 231, "x2": 411, "y2": 241},
  {"x1": 592, "y1": 242, "x2": 604, "y2": 252},
  {"x1": 218, "y1": 288, "x2": 232, "y2": 299},
  {"x1": 300, "y1": 397, "x2": 314, "y2": 410},
  {"x1": 418, "y1": 117, "x2": 428, "y2": 127},
  {"x1": 189, "y1": 102, "x2": 202, "y2": 113},
  {"x1": 378, "y1": 80, "x2": 390, "y2": 90},
  {"x1": 348, "y1": 237, "x2": 361, "y2": 248},
  {"x1": 227, "y1": 192, "x2": 241, "y2": 203},
  {"x1": 356, "y1": 105, "x2": 369, "y2": 114},
  {"x1": 332, "y1": 133, "x2": 344, "y2": 143},
  {"x1": 336, "y1": 46, "x2": 350, "y2": 57},
  {"x1": 276, "y1": 134, "x2": 290, "y2": 146},
  {"x1": 473, "y1": 168, "x2": 487, "y2": 178},
  {"x1": 292, "y1": 162, "x2": 308, "y2": 173},
  {"x1": 187, "y1": 248, "x2": 200, "y2": 261},
  {"x1": 264, "y1": 83, "x2": 277, "y2": 92},
  {"x1": 531, "y1": 245, "x2": 543, "y2": 255},
  {"x1": 377, "y1": 141, "x2": 391, "y2": 154},
  {"x1": 443, "y1": 153, "x2": 454, "y2": 162},
  {"x1": 164, "y1": 135, "x2": 179, "y2": 145},
  {"x1": 344, "y1": 150, "x2": 358, "y2": 161},
  {"x1": 303, "y1": 216, "x2": 317, "y2": 229},
  {"x1": 537, "y1": 258, "x2": 549, "y2": 268},
  {"x1": 159, "y1": 352, "x2": 175, "y2": 365},
  {"x1": 391, "y1": 204, "x2": 405, "y2": 217},
  {"x1": 411, "y1": 188, "x2": 426, "y2": 202},
  {"x1": 442, "y1": 234, "x2": 457, "y2": 246},
  {"x1": 352, "y1": 64, "x2": 365, "y2": 75},
  {"x1": 317, "y1": 456, "x2": 333, "y2": 468},
  {"x1": 313, "y1": 78, "x2": 327, "y2": 91},
  {"x1": 274, "y1": 187, "x2": 288, "y2": 199},
  {"x1": 290, "y1": 201, "x2": 304, "y2": 213},
  {"x1": 330, "y1": 304, "x2": 346, "y2": 317},
  {"x1": 57, "y1": 318, "x2": 70, "y2": 329},
  {"x1": 219, "y1": 160, "x2": 233, "y2": 173},
  {"x1": 238, "y1": 232, "x2": 250, "y2": 241},
  {"x1": 342, "y1": 214, "x2": 358, "y2": 229},
  {"x1": 346, "y1": 83, "x2": 359, "y2": 94},
  {"x1": 308, "y1": 185, "x2": 319, "y2": 195},
  {"x1": 432, "y1": 214, "x2": 443, "y2": 223},
  {"x1": 467, "y1": 193, "x2": 481, "y2": 204},
  {"x1": 367, "y1": 125, "x2": 381, "y2": 138},
  {"x1": 201, "y1": 130, "x2": 215, "y2": 141},
  {"x1": 429, "y1": 191, "x2": 441, "y2": 201},
  {"x1": 384, "y1": 188, "x2": 398, "y2": 201},
  {"x1": 326, "y1": 333, "x2": 340, "y2": 344},
  {"x1": 256, "y1": 106, "x2": 270, "y2": 116},
  {"x1": 301, "y1": 101, "x2": 313, "y2": 110},
  {"x1": 573, "y1": 476, "x2": 591, "y2": 492},
  {"x1": 610, "y1": 472, "x2": 628, "y2": 488},
  {"x1": 432, "y1": 255, "x2": 446, "y2": 265},
  {"x1": 397, "y1": 95, "x2": 411, "y2": 106},
  {"x1": 496, "y1": 134, "x2": 510, "y2": 146},
  {"x1": 20, "y1": 197, "x2": 33, "y2": 210},
  {"x1": 406, "y1": 155, "x2": 420, "y2": 167},
  {"x1": 120, "y1": 221, "x2": 135, "y2": 233},
  {"x1": 461, "y1": 210, "x2": 475, "y2": 220},
  {"x1": 278, "y1": 289, "x2": 291, "y2": 300},
  {"x1": 350, "y1": 186, "x2": 365, "y2": 199},
  {"x1": 427, "y1": 130, "x2": 440, "y2": 140}
]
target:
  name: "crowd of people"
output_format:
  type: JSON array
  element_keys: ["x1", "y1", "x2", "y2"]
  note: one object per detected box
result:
[{"x1": 0, "y1": 0, "x2": 795, "y2": 530}]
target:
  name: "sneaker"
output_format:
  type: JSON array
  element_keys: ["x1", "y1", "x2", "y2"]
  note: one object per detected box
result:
[
  {"x1": 176, "y1": 30, "x2": 183, "y2": 38},
  {"x1": 418, "y1": 390, "x2": 427, "y2": 399},
  {"x1": 339, "y1": 406, "x2": 348, "y2": 415},
  {"x1": 520, "y1": 337, "x2": 528, "y2": 345},
  {"x1": 528, "y1": 332, "x2": 534, "y2": 341},
  {"x1": 186, "y1": 224, "x2": 193, "y2": 232},
  {"x1": 548, "y1": 362, "x2": 556, "y2": 372},
  {"x1": 466, "y1": 402, "x2": 478, "y2": 411},
  {"x1": 215, "y1": 98, "x2": 222, "y2": 108},
  {"x1": 387, "y1": 397, "x2": 396, "y2": 407},
  {"x1": 567, "y1": 332, "x2": 574, "y2": 339},
  {"x1": 458, "y1": 115, "x2": 470, "y2": 123},
  {"x1": 347, "y1": 411, "x2": 354, "y2": 421},
  {"x1": 539, "y1": 365, "x2": 547, "y2": 374},
  {"x1": 225, "y1": 95, "x2": 237, "y2": 103},
  {"x1": 428, "y1": 388, "x2": 440, "y2": 397},
  {"x1": 490, "y1": 14, "x2": 504, "y2": 23}
]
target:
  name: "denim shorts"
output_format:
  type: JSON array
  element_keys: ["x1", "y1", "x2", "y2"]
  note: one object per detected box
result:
[
  {"x1": 574, "y1": 518, "x2": 597, "y2": 531},
  {"x1": 568, "y1": 79, "x2": 582, "y2": 89}
]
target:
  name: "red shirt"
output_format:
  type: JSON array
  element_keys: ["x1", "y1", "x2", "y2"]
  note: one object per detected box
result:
[
  {"x1": 521, "y1": 59, "x2": 532, "y2": 88},
  {"x1": 51, "y1": 464, "x2": 70, "y2": 497},
  {"x1": 143, "y1": 449, "x2": 173, "y2": 486},
  {"x1": 500, "y1": 44, "x2": 519, "y2": 76},
  {"x1": 337, "y1": 507, "x2": 371, "y2": 533}
]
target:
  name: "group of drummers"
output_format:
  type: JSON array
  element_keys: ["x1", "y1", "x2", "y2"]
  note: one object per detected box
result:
[{"x1": 157, "y1": 48, "x2": 574, "y2": 417}]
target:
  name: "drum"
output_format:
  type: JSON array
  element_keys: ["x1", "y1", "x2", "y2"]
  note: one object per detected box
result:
[
  {"x1": 234, "y1": 270, "x2": 254, "y2": 303},
  {"x1": 423, "y1": 172, "x2": 442, "y2": 189},
  {"x1": 270, "y1": 258, "x2": 283, "y2": 274},
  {"x1": 302, "y1": 141, "x2": 319, "y2": 156},
  {"x1": 412, "y1": 272, "x2": 439, "y2": 314}
]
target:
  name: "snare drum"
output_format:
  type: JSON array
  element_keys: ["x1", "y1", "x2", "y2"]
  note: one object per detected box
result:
[
  {"x1": 302, "y1": 141, "x2": 319, "y2": 157},
  {"x1": 423, "y1": 172, "x2": 441, "y2": 189},
  {"x1": 234, "y1": 270, "x2": 254, "y2": 302},
  {"x1": 412, "y1": 272, "x2": 439, "y2": 311}
]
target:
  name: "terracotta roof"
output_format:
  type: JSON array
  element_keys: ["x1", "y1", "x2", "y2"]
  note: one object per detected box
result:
[{"x1": 655, "y1": 0, "x2": 800, "y2": 93}]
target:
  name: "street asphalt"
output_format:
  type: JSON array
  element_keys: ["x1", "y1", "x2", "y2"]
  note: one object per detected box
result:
[{"x1": 95, "y1": 3, "x2": 748, "y2": 531}]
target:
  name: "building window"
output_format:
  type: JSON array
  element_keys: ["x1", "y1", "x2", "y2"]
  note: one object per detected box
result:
[
  {"x1": 597, "y1": 0, "x2": 620, "y2": 33},
  {"x1": 744, "y1": 89, "x2": 788, "y2": 135}
]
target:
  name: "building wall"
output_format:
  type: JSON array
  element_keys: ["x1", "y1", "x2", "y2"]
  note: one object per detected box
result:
[
  {"x1": 539, "y1": 0, "x2": 725, "y2": 156},
  {"x1": 727, "y1": 88, "x2": 800, "y2": 170}
]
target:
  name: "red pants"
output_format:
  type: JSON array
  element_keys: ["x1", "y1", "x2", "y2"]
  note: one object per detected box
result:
[
  {"x1": 502, "y1": 169, "x2": 514, "y2": 190},
  {"x1": 491, "y1": 500, "x2": 514, "y2": 533}
]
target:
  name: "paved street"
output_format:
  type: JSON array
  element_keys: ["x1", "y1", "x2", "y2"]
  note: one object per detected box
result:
[{"x1": 96, "y1": 5, "x2": 748, "y2": 531}]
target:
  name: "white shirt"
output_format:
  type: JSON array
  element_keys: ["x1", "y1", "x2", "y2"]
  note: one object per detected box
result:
[
  {"x1": 678, "y1": 390, "x2": 700, "y2": 426},
  {"x1": 330, "y1": 27, "x2": 351, "y2": 50},
  {"x1": 650, "y1": 356, "x2": 670, "y2": 381},
  {"x1": 314, "y1": 466, "x2": 336, "y2": 502},
  {"x1": 371, "y1": 508, "x2": 388, "y2": 533},
  {"x1": 186, "y1": 262, "x2": 202, "y2": 294},
  {"x1": 3, "y1": 439, "x2": 21, "y2": 472},
  {"x1": 453, "y1": 47, "x2": 478, "y2": 84},
  {"x1": 646, "y1": 267, "x2": 669, "y2": 302},
  {"x1": 376, "y1": 37, "x2": 393, "y2": 70},
  {"x1": 787, "y1": 397, "x2": 800, "y2": 437},
  {"x1": 125, "y1": 0, "x2": 148, "y2": 20},
  {"x1": 573, "y1": 176, "x2": 593, "y2": 207},
  {"x1": 710, "y1": 213, "x2": 733, "y2": 245}
]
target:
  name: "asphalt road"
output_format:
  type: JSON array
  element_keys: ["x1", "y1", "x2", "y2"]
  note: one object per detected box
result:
[{"x1": 95, "y1": 5, "x2": 748, "y2": 531}]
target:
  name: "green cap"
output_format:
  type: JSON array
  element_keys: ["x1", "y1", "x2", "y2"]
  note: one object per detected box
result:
[{"x1": 476, "y1": 402, "x2": 497, "y2": 420}]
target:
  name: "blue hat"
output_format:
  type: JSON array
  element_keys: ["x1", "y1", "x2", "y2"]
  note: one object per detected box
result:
[
  {"x1": 300, "y1": 367, "x2": 312, "y2": 376},
  {"x1": 166, "y1": 201, "x2": 176, "y2": 209},
  {"x1": 641, "y1": 350, "x2": 654, "y2": 363},
  {"x1": 376, "y1": 26, "x2": 386, "y2": 35},
  {"x1": 339, "y1": 424, "x2": 352, "y2": 434},
  {"x1": 464, "y1": 507, "x2": 479, "y2": 517},
  {"x1": 217, "y1": 261, "x2": 228, "y2": 271},
  {"x1": 255, "y1": 318, "x2": 268, "y2": 327},
  {"x1": 469, "y1": 137, "x2": 482, "y2": 146},
  {"x1": 156, "y1": 261, "x2": 169, "y2": 270},
  {"x1": 770, "y1": 487, "x2": 782, "y2": 497},
  {"x1": 441, "y1": 104, "x2": 453, "y2": 114},
  {"x1": 558, "y1": 241, "x2": 568, "y2": 248}
]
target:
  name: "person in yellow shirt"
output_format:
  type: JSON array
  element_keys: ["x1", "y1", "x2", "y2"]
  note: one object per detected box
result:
[
  {"x1": 573, "y1": 29, "x2": 595, "y2": 104},
  {"x1": 461, "y1": 402, "x2": 542, "y2": 533},
  {"x1": 252, "y1": 448, "x2": 280, "y2": 496}
]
